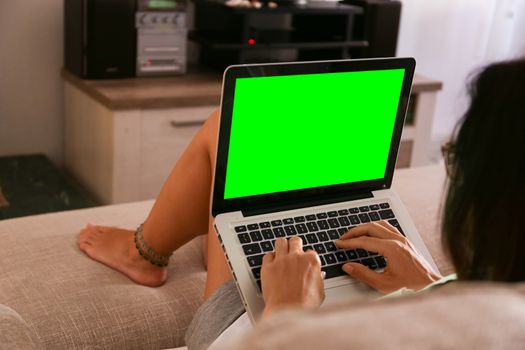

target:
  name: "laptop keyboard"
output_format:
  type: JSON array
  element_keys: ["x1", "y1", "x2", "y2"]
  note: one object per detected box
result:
[{"x1": 234, "y1": 202, "x2": 405, "y2": 290}]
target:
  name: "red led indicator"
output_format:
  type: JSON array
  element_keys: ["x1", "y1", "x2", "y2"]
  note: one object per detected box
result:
[{"x1": 248, "y1": 38, "x2": 256, "y2": 45}]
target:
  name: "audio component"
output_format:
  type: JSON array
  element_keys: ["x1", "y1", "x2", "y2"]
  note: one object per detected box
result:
[{"x1": 136, "y1": 10, "x2": 187, "y2": 76}]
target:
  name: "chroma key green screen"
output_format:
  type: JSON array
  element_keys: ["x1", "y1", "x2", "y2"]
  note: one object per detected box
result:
[{"x1": 224, "y1": 69, "x2": 405, "y2": 199}]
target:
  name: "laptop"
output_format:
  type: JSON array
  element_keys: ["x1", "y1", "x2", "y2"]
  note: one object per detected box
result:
[{"x1": 212, "y1": 58, "x2": 439, "y2": 323}]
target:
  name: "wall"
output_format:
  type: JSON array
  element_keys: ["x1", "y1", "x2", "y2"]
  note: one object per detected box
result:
[
  {"x1": 0, "y1": 1, "x2": 524, "y2": 166},
  {"x1": 0, "y1": 1, "x2": 64, "y2": 165},
  {"x1": 396, "y1": 0, "x2": 525, "y2": 142},
  {"x1": 507, "y1": 0, "x2": 525, "y2": 58}
]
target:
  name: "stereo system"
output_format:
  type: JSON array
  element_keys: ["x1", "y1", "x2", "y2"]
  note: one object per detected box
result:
[
  {"x1": 64, "y1": 0, "x2": 401, "y2": 79},
  {"x1": 136, "y1": 10, "x2": 187, "y2": 76},
  {"x1": 64, "y1": 0, "x2": 187, "y2": 79}
]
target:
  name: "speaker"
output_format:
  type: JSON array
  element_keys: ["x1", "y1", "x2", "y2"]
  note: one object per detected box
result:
[
  {"x1": 64, "y1": 0, "x2": 137, "y2": 79},
  {"x1": 342, "y1": 0, "x2": 401, "y2": 57}
]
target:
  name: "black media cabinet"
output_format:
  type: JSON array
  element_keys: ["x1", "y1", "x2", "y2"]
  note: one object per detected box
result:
[{"x1": 190, "y1": 0, "x2": 401, "y2": 69}]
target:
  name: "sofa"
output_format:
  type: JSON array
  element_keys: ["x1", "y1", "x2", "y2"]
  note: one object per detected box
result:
[{"x1": 0, "y1": 164, "x2": 463, "y2": 349}]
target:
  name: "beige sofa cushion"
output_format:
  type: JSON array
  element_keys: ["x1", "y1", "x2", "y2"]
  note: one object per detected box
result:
[
  {"x1": 0, "y1": 164, "x2": 451, "y2": 349},
  {"x1": 0, "y1": 201, "x2": 206, "y2": 349},
  {"x1": 0, "y1": 304, "x2": 43, "y2": 350},
  {"x1": 223, "y1": 282, "x2": 525, "y2": 350}
]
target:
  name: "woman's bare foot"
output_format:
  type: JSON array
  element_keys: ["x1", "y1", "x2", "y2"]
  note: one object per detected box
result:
[{"x1": 78, "y1": 224, "x2": 168, "y2": 287}]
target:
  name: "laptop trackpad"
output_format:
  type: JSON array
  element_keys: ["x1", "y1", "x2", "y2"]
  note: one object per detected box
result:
[{"x1": 323, "y1": 279, "x2": 379, "y2": 307}]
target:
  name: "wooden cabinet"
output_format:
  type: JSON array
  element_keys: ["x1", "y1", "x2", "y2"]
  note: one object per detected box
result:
[
  {"x1": 64, "y1": 81, "x2": 216, "y2": 203},
  {"x1": 62, "y1": 69, "x2": 221, "y2": 204},
  {"x1": 139, "y1": 107, "x2": 213, "y2": 198},
  {"x1": 62, "y1": 68, "x2": 441, "y2": 204}
]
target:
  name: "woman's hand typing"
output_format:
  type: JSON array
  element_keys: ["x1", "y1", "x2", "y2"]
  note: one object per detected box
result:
[
  {"x1": 336, "y1": 221, "x2": 441, "y2": 294},
  {"x1": 261, "y1": 236, "x2": 325, "y2": 318}
]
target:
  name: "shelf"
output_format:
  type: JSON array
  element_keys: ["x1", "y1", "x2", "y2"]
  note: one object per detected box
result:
[
  {"x1": 202, "y1": 1, "x2": 364, "y2": 15},
  {"x1": 189, "y1": 30, "x2": 368, "y2": 50},
  {"x1": 193, "y1": 0, "x2": 367, "y2": 67}
]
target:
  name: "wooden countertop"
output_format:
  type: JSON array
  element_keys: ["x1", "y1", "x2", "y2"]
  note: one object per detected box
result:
[
  {"x1": 411, "y1": 74, "x2": 443, "y2": 94},
  {"x1": 62, "y1": 67, "x2": 442, "y2": 111},
  {"x1": 61, "y1": 67, "x2": 223, "y2": 110}
]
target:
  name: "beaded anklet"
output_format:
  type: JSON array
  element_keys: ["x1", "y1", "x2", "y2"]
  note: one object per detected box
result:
[{"x1": 134, "y1": 224, "x2": 172, "y2": 267}]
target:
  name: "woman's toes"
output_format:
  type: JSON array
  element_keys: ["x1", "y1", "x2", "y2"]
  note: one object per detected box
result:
[
  {"x1": 78, "y1": 233, "x2": 93, "y2": 246},
  {"x1": 86, "y1": 224, "x2": 101, "y2": 233},
  {"x1": 79, "y1": 240, "x2": 92, "y2": 252},
  {"x1": 78, "y1": 228, "x2": 90, "y2": 242},
  {"x1": 79, "y1": 225, "x2": 100, "y2": 245}
]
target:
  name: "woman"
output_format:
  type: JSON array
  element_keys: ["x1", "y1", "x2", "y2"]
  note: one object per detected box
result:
[{"x1": 78, "y1": 57, "x2": 525, "y2": 348}]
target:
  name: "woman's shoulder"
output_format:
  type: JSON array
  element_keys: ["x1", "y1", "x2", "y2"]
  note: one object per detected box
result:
[{"x1": 219, "y1": 281, "x2": 525, "y2": 350}]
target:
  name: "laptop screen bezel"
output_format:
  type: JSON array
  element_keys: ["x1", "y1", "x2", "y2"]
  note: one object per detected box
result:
[{"x1": 212, "y1": 58, "x2": 415, "y2": 217}]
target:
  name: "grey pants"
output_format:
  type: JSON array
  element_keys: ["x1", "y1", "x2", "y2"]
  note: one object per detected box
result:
[{"x1": 184, "y1": 281, "x2": 245, "y2": 350}]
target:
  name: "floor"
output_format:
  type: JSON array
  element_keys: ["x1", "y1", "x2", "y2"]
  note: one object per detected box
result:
[
  {"x1": 0, "y1": 187, "x2": 9, "y2": 208},
  {"x1": 0, "y1": 154, "x2": 98, "y2": 220},
  {"x1": 0, "y1": 140, "x2": 445, "y2": 221}
]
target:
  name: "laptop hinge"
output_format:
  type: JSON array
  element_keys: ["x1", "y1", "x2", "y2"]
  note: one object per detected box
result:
[{"x1": 242, "y1": 191, "x2": 374, "y2": 217}]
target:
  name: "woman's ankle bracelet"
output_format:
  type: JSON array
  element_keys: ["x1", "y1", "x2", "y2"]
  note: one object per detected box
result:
[{"x1": 134, "y1": 224, "x2": 172, "y2": 267}]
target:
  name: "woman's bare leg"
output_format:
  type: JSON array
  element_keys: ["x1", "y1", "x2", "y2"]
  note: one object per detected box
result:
[{"x1": 78, "y1": 109, "x2": 222, "y2": 287}]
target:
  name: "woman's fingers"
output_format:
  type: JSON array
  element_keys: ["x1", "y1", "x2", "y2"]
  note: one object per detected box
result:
[
  {"x1": 263, "y1": 251, "x2": 275, "y2": 264},
  {"x1": 339, "y1": 222, "x2": 402, "y2": 241},
  {"x1": 274, "y1": 238, "x2": 288, "y2": 258},
  {"x1": 335, "y1": 235, "x2": 388, "y2": 256},
  {"x1": 375, "y1": 220, "x2": 404, "y2": 238},
  {"x1": 342, "y1": 262, "x2": 384, "y2": 291},
  {"x1": 375, "y1": 220, "x2": 394, "y2": 230},
  {"x1": 288, "y1": 236, "x2": 303, "y2": 254}
]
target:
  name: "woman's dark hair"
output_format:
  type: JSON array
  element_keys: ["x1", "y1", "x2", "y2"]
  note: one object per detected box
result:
[
  {"x1": 442, "y1": 59, "x2": 525, "y2": 282},
  {"x1": 442, "y1": 57, "x2": 525, "y2": 282}
]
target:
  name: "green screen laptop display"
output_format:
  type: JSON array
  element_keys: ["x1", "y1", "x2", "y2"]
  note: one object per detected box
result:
[{"x1": 223, "y1": 69, "x2": 405, "y2": 200}]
